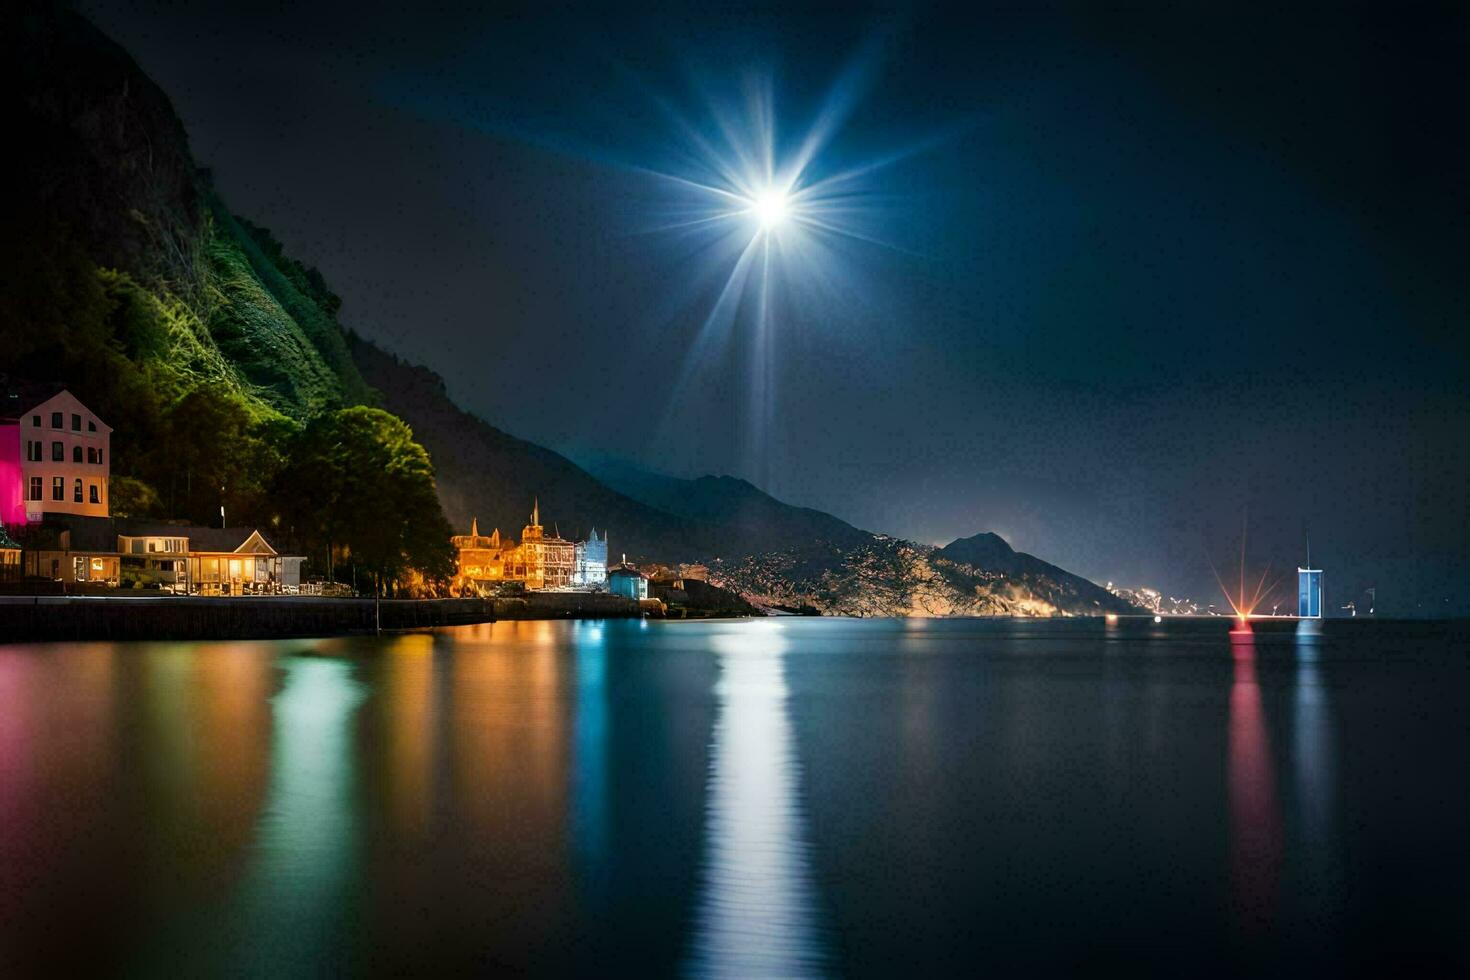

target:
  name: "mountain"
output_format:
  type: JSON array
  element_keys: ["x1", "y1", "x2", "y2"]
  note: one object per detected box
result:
[
  {"x1": 349, "y1": 340, "x2": 698, "y2": 559},
  {"x1": 934, "y1": 532, "x2": 1131, "y2": 613},
  {"x1": 4, "y1": 4, "x2": 371, "y2": 422},
  {"x1": 578, "y1": 455, "x2": 875, "y2": 556}
]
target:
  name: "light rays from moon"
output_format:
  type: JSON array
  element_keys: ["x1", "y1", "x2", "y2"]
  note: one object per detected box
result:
[{"x1": 637, "y1": 54, "x2": 934, "y2": 486}]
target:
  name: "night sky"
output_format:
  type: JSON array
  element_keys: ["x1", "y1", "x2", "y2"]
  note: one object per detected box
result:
[{"x1": 82, "y1": 1, "x2": 1470, "y2": 614}]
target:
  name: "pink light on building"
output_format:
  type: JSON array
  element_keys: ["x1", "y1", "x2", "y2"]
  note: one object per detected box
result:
[
  {"x1": 0, "y1": 424, "x2": 23, "y2": 526},
  {"x1": 0, "y1": 383, "x2": 111, "y2": 524}
]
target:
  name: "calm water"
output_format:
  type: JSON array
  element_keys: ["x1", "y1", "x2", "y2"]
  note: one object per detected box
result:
[{"x1": 2, "y1": 617, "x2": 1468, "y2": 976}]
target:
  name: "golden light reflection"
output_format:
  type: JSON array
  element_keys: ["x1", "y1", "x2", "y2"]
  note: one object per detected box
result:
[
  {"x1": 446, "y1": 624, "x2": 572, "y2": 958},
  {"x1": 183, "y1": 644, "x2": 274, "y2": 888},
  {"x1": 450, "y1": 628, "x2": 568, "y2": 849},
  {"x1": 382, "y1": 634, "x2": 436, "y2": 838}
]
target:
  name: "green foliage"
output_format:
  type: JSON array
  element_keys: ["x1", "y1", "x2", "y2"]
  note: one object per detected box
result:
[
  {"x1": 211, "y1": 204, "x2": 373, "y2": 411},
  {"x1": 150, "y1": 389, "x2": 295, "y2": 528},
  {"x1": 203, "y1": 229, "x2": 353, "y2": 418},
  {"x1": 97, "y1": 268, "x2": 258, "y2": 406},
  {"x1": 235, "y1": 217, "x2": 343, "y2": 318},
  {"x1": 275, "y1": 407, "x2": 455, "y2": 592},
  {"x1": 110, "y1": 476, "x2": 163, "y2": 518},
  {"x1": 3, "y1": 10, "x2": 454, "y2": 589}
]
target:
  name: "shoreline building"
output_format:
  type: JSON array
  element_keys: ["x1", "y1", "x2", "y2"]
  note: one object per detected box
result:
[
  {"x1": 574, "y1": 529, "x2": 608, "y2": 588},
  {"x1": 1, "y1": 381, "x2": 111, "y2": 525},
  {"x1": 1298, "y1": 566, "x2": 1323, "y2": 619},
  {"x1": 450, "y1": 519, "x2": 507, "y2": 592},
  {"x1": 18, "y1": 514, "x2": 303, "y2": 593},
  {"x1": 450, "y1": 501, "x2": 604, "y2": 594},
  {"x1": 512, "y1": 501, "x2": 575, "y2": 590},
  {"x1": 608, "y1": 560, "x2": 650, "y2": 601}
]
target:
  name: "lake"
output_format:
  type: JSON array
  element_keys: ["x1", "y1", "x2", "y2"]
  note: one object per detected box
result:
[{"x1": 2, "y1": 617, "x2": 1467, "y2": 976}]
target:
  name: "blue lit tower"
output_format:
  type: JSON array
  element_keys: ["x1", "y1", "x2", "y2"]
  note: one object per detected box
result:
[{"x1": 1298, "y1": 536, "x2": 1323, "y2": 618}]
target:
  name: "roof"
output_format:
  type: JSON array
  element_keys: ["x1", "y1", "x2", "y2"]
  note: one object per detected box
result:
[
  {"x1": 122, "y1": 523, "x2": 273, "y2": 554},
  {"x1": 40, "y1": 514, "x2": 294, "y2": 556},
  {"x1": 0, "y1": 379, "x2": 67, "y2": 421},
  {"x1": 607, "y1": 564, "x2": 648, "y2": 579}
]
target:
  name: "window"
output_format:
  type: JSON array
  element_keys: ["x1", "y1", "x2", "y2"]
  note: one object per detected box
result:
[
  {"x1": 88, "y1": 421, "x2": 96, "y2": 432},
  {"x1": 74, "y1": 479, "x2": 83, "y2": 503},
  {"x1": 97, "y1": 449, "x2": 103, "y2": 466},
  {"x1": 89, "y1": 484, "x2": 100, "y2": 505},
  {"x1": 51, "y1": 441, "x2": 63, "y2": 462},
  {"x1": 71, "y1": 413, "x2": 81, "y2": 432},
  {"x1": 31, "y1": 415, "x2": 40, "y2": 427},
  {"x1": 29, "y1": 477, "x2": 41, "y2": 501},
  {"x1": 52, "y1": 477, "x2": 63, "y2": 501},
  {"x1": 26, "y1": 441, "x2": 41, "y2": 462},
  {"x1": 72, "y1": 446, "x2": 83, "y2": 464}
]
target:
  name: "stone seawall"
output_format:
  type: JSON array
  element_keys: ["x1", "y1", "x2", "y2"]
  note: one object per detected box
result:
[{"x1": 0, "y1": 593, "x2": 648, "y2": 642}]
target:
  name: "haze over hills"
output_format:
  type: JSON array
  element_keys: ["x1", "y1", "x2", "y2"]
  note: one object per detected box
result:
[
  {"x1": 577, "y1": 455, "x2": 875, "y2": 556},
  {"x1": 3, "y1": 4, "x2": 1135, "y2": 615},
  {"x1": 349, "y1": 339, "x2": 698, "y2": 558}
]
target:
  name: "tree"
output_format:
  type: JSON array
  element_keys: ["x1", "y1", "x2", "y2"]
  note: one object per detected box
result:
[
  {"x1": 275, "y1": 407, "x2": 454, "y2": 594},
  {"x1": 110, "y1": 476, "x2": 163, "y2": 518},
  {"x1": 156, "y1": 389, "x2": 290, "y2": 527}
]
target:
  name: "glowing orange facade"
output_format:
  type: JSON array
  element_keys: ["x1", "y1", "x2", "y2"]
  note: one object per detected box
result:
[{"x1": 451, "y1": 501, "x2": 577, "y2": 593}]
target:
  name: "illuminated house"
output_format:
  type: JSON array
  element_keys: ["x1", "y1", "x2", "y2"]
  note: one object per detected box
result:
[
  {"x1": 574, "y1": 529, "x2": 608, "y2": 587},
  {"x1": 511, "y1": 500, "x2": 575, "y2": 590},
  {"x1": 0, "y1": 381, "x2": 111, "y2": 525},
  {"x1": 172, "y1": 527, "x2": 304, "y2": 596},
  {"x1": 450, "y1": 519, "x2": 507, "y2": 593},
  {"x1": 608, "y1": 562, "x2": 649, "y2": 600},
  {"x1": 20, "y1": 515, "x2": 303, "y2": 593}
]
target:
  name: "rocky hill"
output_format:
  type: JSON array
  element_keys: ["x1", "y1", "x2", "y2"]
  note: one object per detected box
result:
[{"x1": 712, "y1": 533, "x2": 1137, "y2": 617}]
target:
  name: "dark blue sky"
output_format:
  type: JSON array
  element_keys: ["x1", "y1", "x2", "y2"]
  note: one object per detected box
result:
[{"x1": 84, "y1": 1, "x2": 1470, "y2": 613}]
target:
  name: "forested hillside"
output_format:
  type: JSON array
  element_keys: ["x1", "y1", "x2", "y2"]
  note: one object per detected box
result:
[{"x1": 2, "y1": 4, "x2": 449, "y2": 586}]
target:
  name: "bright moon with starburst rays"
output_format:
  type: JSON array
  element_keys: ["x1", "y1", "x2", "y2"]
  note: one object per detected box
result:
[
  {"x1": 637, "y1": 53, "x2": 938, "y2": 483},
  {"x1": 752, "y1": 187, "x2": 790, "y2": 231}
]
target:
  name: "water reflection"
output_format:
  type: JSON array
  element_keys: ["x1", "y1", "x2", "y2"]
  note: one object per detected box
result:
[
  {"x1": 1292, "y1": 635, "x2": 1339, "y2": 940},
  {"x1": 1228, "y1": 639, "x2": 1283, "y2": 933},
  {"x1": 686, "y1": 623, "x2": 827, "y2": 978},
  {"x1": 228, "y1": 655, "x2": 366, "y2": 972},
  {"x1": 380, "y1": 634, "x2": 437, "y2": 839},
  {"x1": 572, "y1": 623, "x2": 610, "y2": 872},
  {"x1": 1293, "y1": 644, "x2": 1333, "y2": 831}
]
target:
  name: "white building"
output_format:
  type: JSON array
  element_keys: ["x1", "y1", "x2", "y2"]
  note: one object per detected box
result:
[{"x1": 574, "y1": 529, "x2": 608, "y2": 588}]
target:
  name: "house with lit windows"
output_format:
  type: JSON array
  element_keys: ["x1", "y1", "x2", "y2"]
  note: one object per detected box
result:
[
  {"x1": 22, "y1": 515, "x2": 304, "y2": 593},
  {"x1": 0, "y1": 381, "x2": 111, "y2": 525}
]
